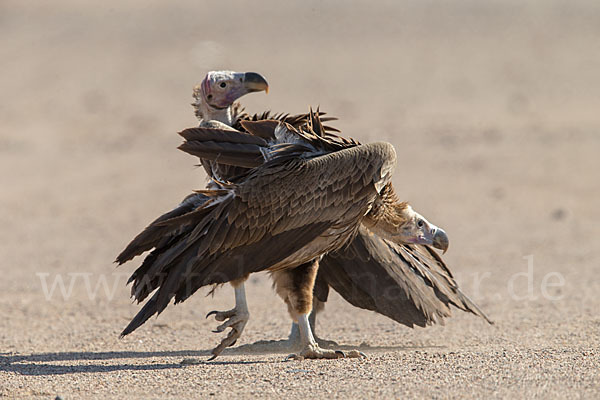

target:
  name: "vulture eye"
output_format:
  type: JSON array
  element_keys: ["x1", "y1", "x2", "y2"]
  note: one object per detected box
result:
[
  {"x1": 219, "y1": 82, "x2": 227, "y2": 88},
  {"x1": 417, "y1": 219, "x2": 424, "y2": 228}
]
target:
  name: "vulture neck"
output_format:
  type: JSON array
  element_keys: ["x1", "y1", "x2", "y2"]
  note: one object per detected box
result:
[
  {"x1": 362, "y1": 184, "x2": 409, "y2": 240},
  {"x1": 196, "y1": 101, "x2": 233, "y2": 126}
]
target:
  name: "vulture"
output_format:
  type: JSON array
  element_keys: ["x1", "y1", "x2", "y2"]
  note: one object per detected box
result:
[
  {"x1": 186, "y1": 71, "x2": 346, "y2": 356},
  {"x1": 187, "y1": 71, "x2": 491, "y2": 356},
  {"x1": 116, "y1": 110, "x2": 479, "y2": 360},
  {"x1": 188, "y1": 71, "x2": 270, "y2": 355},
  {"x1": 187, "y1": 71, "x2": 348, "y2": 356}
]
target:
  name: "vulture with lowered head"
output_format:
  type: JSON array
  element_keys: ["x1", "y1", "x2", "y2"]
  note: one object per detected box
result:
[
  {"x1": 117, "y1": 113, "x2": 459, "y2": 359},
  {"x1": 189, "y1": 72, "x2": 490, "y2": 355}
]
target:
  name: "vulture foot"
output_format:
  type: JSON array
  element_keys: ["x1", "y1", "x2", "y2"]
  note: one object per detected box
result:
[
  {"x1": 288, "y1": 327, "x2": 339, "y2": 349},
  {"x1": 206, "y1": 284, "x2": 250, "y2": 360},
  {"x1": 288, "y1": 321, "x2": 339, "y2": 349},
  {"x1": 206, "y1": 309, "x2": 249, "y2": 360},
  {"x1": 285, "y1": 344, "x2": 366, "y2": 361}
]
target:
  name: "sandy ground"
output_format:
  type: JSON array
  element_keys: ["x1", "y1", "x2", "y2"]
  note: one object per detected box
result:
[{"x1": 1, "y1": 1, "x2": 599, "y2": 398}]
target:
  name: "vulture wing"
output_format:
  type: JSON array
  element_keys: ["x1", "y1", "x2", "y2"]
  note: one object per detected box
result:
[
  {"x1": 177, "y1": 118, "x2": 492, "y2": 328},
  {"x1": 315, "y1": 226, "x2": 492, "y2": 327},
  {"x1": 119, "y1": 131, "x2": 397, "y2": 336}
]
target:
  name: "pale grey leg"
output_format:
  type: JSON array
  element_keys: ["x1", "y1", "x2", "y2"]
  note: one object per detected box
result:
[
  {"x1": 286, "y1": 313, "x2": 364, "y2": 360},
  {"x1": 206, "y1": 284, "x2": 250, "y2": 360}
]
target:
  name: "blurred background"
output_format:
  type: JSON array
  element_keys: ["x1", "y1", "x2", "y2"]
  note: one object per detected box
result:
[{"x1": 1, "y1": 0, "x2": 599, "y2": 377}]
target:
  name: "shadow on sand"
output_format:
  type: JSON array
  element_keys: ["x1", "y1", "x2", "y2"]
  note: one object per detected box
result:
[{"x1": 0, "y1": 341, "x2": 444, "y2": 376}]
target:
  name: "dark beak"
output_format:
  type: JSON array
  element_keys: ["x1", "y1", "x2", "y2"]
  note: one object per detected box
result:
[
  {"x1": 243, "y1": 72, "x2": 269, "y2": 94},
  {"x1": 432, "y1": 228, "x2": 449, "y2": 253}
]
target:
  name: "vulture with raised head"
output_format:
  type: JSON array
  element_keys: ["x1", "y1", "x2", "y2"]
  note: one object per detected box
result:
[
  {"x1": 187, "y1": 71, "x2": 343, "y2": 356},
  {"x1": 117, "y1": 113, "x2": 463, "y2": 359},
  {"x1": 189, "y1": 70, "x2": 270, "y2": 355}
]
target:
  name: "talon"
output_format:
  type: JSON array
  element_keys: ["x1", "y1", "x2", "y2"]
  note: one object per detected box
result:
[
  {"x1": 335, "y1": 350, "x2": 346, "y2": 358},
  {"x1": 206, "y1": 310, "x2": 218, "y2": 319},
  {"x1": 345, "y1": 350, "x2": 367, "y2": 359},
  {"x1": 207, "y1": 308, "x2": 249, "y2": 359},
  {"x1": 207, "y1": 354, "x2": 218, "y2": 361}
]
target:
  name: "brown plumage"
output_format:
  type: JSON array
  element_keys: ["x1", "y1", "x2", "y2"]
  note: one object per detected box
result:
[
  {"x1": 240, "y1": 113, "x2": 488, "y2": 328},
  {"x1": 118, "y1": 71, "x2": 490, "y2": 360},
  {"x1": 199, "y1": 108, "x2": 342, "y2": 184},
  {"x1": 186, "y1": 71, "x2": 359, "y2": 357},
  {"x1": 315, "y1": 226, "x2": 491, "y2": 327},
  {"x1": 177, "y1": 109, "x2": 489, "y2": 330},
  {"x1": 117, "y1": 121, "x2": 399, "y2": 342}
]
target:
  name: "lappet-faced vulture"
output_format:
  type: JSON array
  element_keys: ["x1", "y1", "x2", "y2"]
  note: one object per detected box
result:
[
  {"x1": 190, "y1": 72, "x2": 491, "y2": 356},
  {"x1": 189, "y1": 70, "x2": 269, "y2": 354},
  {"x1": 187, "y1": 71, "x2": 343, "y2": 356}
]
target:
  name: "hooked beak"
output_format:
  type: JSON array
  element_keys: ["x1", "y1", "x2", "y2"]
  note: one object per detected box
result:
[
  {"x1": 243, "y1": 72, "x2": 269, "y2": 94},
  {"x1": 431, "y1": 227, "x2": 449, "y2": 253}
]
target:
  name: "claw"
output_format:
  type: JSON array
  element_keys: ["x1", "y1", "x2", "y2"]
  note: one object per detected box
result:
[
  {"x1": 206, "y1": 309, "x2": 237, "y2": 322},
  {"x1": 285, "y1": 353, "x2": 302, "y2": 361},
  {"x1": 345, "y1": 350, "x2": 367, "y2": 358},
  {"x1": 206, "y1": 307, "x2": 249, "y2": 360}
]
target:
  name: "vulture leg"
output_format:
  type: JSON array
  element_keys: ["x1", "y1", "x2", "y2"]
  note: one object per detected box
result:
[
  {"x1": 206, "y1": 277, "x2": 250, "y2": 360},
  {"x1": 276, "y1": 260, "x2": 363, "y2": 361},
  {"x1": 287, "y1": 299, "x2": 339, "y2": 348}
]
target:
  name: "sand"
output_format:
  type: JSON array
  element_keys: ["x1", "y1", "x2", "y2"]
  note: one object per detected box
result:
[{"x1": 1, "y1": 1, "x2": 599, "y2": 398}]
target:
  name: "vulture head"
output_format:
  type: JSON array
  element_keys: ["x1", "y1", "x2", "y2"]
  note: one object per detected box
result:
[
  {"x1": 193, "y1": 71, "x2": 269, "y2": 113},
  {"x1": 365, "y1": 187, "x2": 450, "y2": 253},
  {"x1": 394, "y1": 204, "x2": 449, "y2": 252}
]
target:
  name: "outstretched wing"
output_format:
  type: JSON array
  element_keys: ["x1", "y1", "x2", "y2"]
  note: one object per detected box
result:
[
  {"x1": 118, "y1": 136, "x2": 397, "y2": 336},
  {"x1": 315, "y1": 226, "x2": 493, "y2": 327}
]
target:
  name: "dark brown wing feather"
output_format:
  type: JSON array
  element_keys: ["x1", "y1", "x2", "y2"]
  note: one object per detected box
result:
[
  {"x1": 193, "y1": 107, "x2": 344, "y2": 183},
  {"x1": 316, "y1": 226, "x2": 493, "y2": 327},
  {"x1": 119, "y1": 139, "x2": 396, "y2": 336},
  {"x1": 178, "y1": 127, "x2": 266, "y2": 169},
  {"x1": 115, "y1": 192, "x2": 213, "y2": 264},
  {"x1": 232, "y1": 108, "x2": 340, "y2": 133}
]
